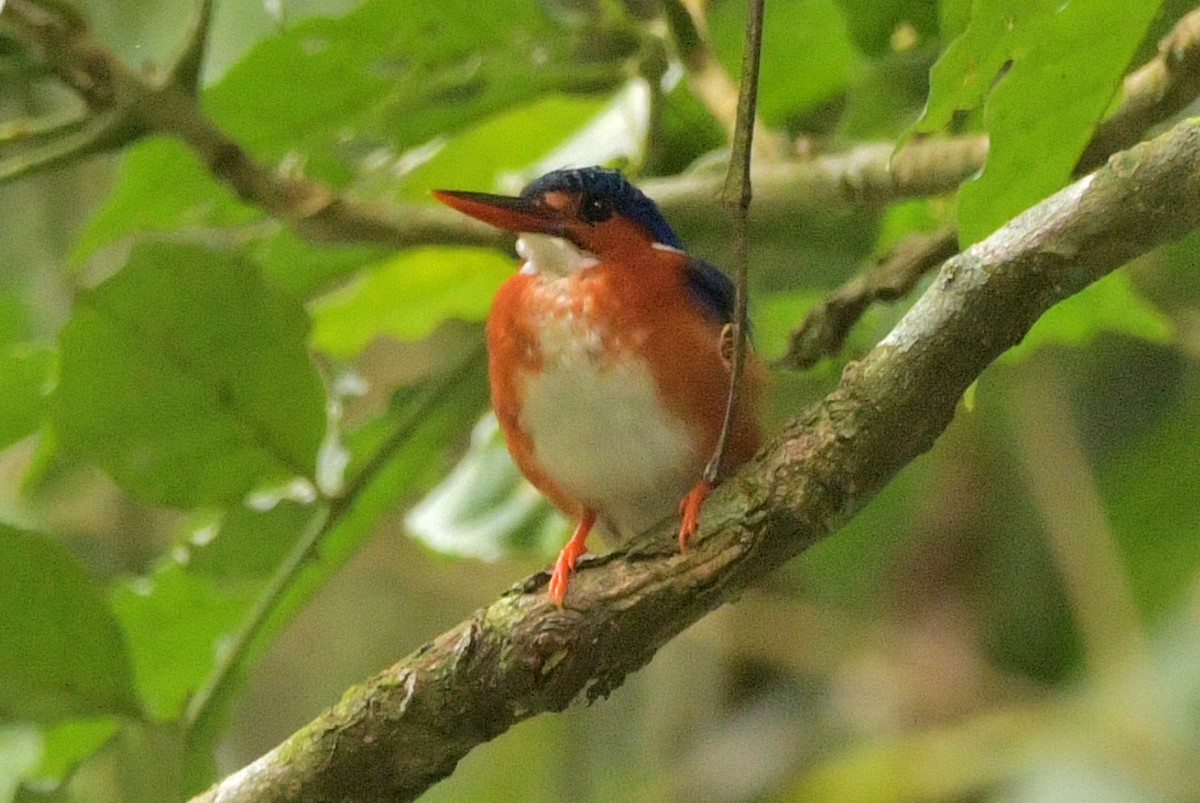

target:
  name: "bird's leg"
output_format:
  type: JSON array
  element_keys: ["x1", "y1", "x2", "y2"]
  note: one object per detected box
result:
[
  {"x1": 677, "y1": 479, "x2": 713, "y2": 550},
  {"x1": 682, "y1": 324, "x2": 736, "y2": 548},
  {"x1": 548, "y1": 508, "x2": 597, "y2": 606}
]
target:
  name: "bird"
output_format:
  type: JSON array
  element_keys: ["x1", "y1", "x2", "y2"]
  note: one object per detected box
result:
[{"x1": 433, "y1": 166, "x2": 764, "y2": 605}]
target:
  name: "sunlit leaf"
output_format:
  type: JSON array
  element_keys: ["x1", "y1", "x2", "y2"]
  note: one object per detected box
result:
[
  {"x1": 913, "y1": 0, "x2": 1161, "y2": 243},
  {"x1": 0, "y1": 343, "x2": 53, "y2": 450},
  {"x1": 28, "y1": 717, "x2": 121, "y2": 788},
  {"x1": 406, "y1": 414, "x2": 562, "y2": 560},
  {"x1": 54, "y1": 243, "x2": 327, "y2": 507},
  {"x1": 0, "y1": 527, "x2": 139, "y2": 721},
  {"x1": 205, "y1": 0, "x2": 605, "y2": 183},
  {"x1": 751, "y1": 290, "x2": 823, "y2": 361},
  {"x1": 311, "y1": 248, "x2": 512, "y2": 357},
  {"x1": 390, "y1": 92, "x2": 617, "y2": 201},
  {"x1": 710, "y1": 0, "x2": 864, "y2": 126}
]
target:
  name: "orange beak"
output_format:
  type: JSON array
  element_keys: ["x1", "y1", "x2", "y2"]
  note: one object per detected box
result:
[{"x1": 431, "y1": 189, "x2": 566, "y2": 236}]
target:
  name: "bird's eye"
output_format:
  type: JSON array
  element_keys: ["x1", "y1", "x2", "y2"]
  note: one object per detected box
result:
[{"x1": 578, "y1": 195, "x2": 614, "y2": 224}]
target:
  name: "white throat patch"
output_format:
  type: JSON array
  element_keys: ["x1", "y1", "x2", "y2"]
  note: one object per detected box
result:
[{"x1": 516, "y1": 233, "x2": 599, "y2": 277}]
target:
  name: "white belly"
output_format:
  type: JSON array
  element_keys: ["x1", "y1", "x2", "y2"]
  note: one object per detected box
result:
[{"x1": 519, "y1": 350, "x2": 701, "y2": 537}]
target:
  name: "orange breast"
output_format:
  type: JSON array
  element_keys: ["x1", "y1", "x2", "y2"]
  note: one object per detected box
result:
[{"x1": 486, "y1": 250, "x2": 763, "y2": 535}]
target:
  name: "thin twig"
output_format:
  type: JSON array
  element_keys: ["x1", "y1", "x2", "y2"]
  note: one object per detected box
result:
[
  {"x1": 777, "y1": 223, "x2": 958, "y2": 369},
  {"x1": 704, "y1": 0, "x2": 765, "y2": 484},
  {"x1": 0, "y1": 110, "x2": 140, "y2": 183}
]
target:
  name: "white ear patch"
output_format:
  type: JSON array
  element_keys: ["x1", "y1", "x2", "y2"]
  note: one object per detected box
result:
[{"x1": 516, "y1": 233, "x2": 599, "y2": 276}]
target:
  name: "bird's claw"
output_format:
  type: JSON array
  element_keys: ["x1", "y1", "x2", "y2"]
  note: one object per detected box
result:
[{"x1": 678, "y1": 479, "x2": 713, "y2": 550}]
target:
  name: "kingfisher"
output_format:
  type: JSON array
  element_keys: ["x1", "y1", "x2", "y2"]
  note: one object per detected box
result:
[{"x1": 433, "y1": 167, "x2": 764, "y2": 605}]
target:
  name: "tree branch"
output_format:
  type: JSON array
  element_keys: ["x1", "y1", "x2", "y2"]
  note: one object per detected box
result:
[{"x1": 191, "y1": 114, "x2": 1200, "y2": 803}]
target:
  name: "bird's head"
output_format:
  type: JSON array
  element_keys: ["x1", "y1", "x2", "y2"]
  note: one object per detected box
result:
[{"x1": 433, "y1": 167, "x2": 683, "y2": 276}]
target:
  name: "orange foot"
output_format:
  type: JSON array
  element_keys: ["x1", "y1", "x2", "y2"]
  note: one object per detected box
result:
[
  {"x1": 677, "y1": 479, "x2": 713, "y2": 551},
  {"x1": 548, "y1": 509, "x2": 596, "y2": 606}
]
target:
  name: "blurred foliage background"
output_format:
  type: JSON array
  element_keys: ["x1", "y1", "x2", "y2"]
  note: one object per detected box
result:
[{"x1": 2, "y1": 0, "x2": 1200, "y2": 800}]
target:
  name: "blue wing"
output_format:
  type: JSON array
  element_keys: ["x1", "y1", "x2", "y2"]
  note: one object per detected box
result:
[{"x1": 685, "y1": 258, "x2": 736, "y2": 325}]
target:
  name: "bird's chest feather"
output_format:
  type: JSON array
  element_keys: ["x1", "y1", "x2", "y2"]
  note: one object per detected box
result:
[{"x1": 489, "y1": 269, "x2": 703, "y2": 533}]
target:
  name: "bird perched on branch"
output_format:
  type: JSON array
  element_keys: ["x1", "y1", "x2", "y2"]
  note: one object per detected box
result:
[{"x1": 434, "y1": 167, "x2": 763, "y2": 605}]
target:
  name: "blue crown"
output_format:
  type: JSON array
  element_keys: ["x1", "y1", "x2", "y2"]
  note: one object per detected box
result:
[
  {"x1": 522, "y1": 167, "x2": 734, "y2": 325},
  {"x1": 521, "y1": 167, "x2": 683, "y2": 249}
]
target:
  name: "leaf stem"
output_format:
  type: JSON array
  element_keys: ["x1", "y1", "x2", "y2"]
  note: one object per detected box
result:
[{"x1": 183, "y1": 345, "x2": 486, "y2": 736}]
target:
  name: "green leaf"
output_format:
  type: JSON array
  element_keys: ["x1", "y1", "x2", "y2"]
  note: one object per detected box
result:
[
  {"x1": 710, "y1": 0, "x2": 864, "y2": 126},
  {"x1": 939, "y1": 0, "x2": 972, "y2": 40},
  {"x1": 29, "y1": 718, "x2": 121, "y2": 788},
  {"x1": 54, "y1": 243, "x2": 326, "y2": 507},
  {"x1": 0, "y1": 344, "x2": 53, "y2": 450},
  {"x1": 914, "y1": 0, "x2": 1162, "y2": 243},
  {"x1": 388, "y1": 92, "x2": 612, "y2": 202},
  {"x1": 268, "y1": 358, "x2": 491, "y2": 620},
  {"x1": 187, "y1": 356, "x2": 490, "y2": 737},
  {"x1": 1102, "y1": 378, "x2": 1200, "y2": 621},
  {"x1": 204, "y1": 0, "x2": 597, "y2": 183},
  {"x1": 72, "y1": 138, "x2": 261, "y2": 262},
  {"x1": 915, "y1": 0, "x2": 1051, "y2": 136},
  {"x1": 311, "y1": 248, "x2": 512, "y2": 357},
  {"x1": 0, "y1": 293, "x2": 31, "y2": 345},
  {"x1": 107, "y1": 501, "x2": 323, "y2": 722},
  {"x1": 110, "y1": 562, "x2": 265, "y2": 721},
  {"x1": 0, "y1": 527, "x2": 139, "y2": 721},
  {"x1": 180, "y1": 501, "x2": 323, "y2": 581},
  {"x1": 0, "y1": 298, "x2": 53, "y2": 451},
  {"x1": 1001, "y1": 270, "x2": 1171, "y2": 364},
  {"x1": 656, "y1": 81, "x2": 727, "y2": 175},
  {"x1": 752, "y1": 290, "x2": 824, "y2": 361}
]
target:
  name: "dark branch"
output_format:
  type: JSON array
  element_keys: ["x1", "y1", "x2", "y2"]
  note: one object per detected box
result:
[
  {"x1": 191, "y1": 114, "x2": 1200, "y2": 803},
  {"x1": 778, "y1": 223, "x2": 959, "y2": 369}
]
